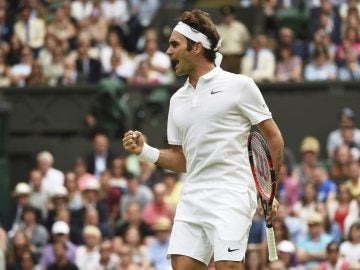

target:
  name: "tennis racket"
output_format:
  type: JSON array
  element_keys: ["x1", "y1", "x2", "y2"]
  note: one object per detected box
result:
[{"x1": 248, "y1": 131, "x2": 278, "y2": 262}]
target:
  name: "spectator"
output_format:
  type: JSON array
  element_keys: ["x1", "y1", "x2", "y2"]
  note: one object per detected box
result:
[
  {"x1": 19, "y1": 249, "x2": 41, "y2": 270},
  {"x1": 36, "y1": 150, "x2": 65, "y2": 196},
  {"x1": 19, "y1": 205, "x2": 49, "y2": 258},
  {"x1": 128, "y1": 59, "x2": 161, "y2": 85},
  {"x1": 344, "y1": 161, "x2": 360, "y2": 197},
  {"x1": 304, "y1": 45, "x2": 337, "y2": 81},
  {"x1": 0, "y1": 46, "x2": 10, "y2": 87},
  {"x1": 327, "y1": 184, "x2": 353, "y2": 234},
  {"x1": 59, "y1": 57, "x2": 78, "y2": 86},
  {"x1": 275, "y1": 45, "x2": 302, "y2": 82},
  {"x1": 129, "y1": 0, "x2": 159, "y2": 29},
  {"x1": 100, "y1": 0, "x2": 129, "y2": 27},
  {"x1": 293, "y1": 182, "x2": 318, "y2": 224},
  {"x1": 338, "y1": 48, "x2": 360, "y2": 81},
  {"x1": 293, "y1": 136, "x2": 322, "y2": 185},
  {"x1": 47, "y1": 6, "x2": 76, "y2": 51},
  {"x1": 6, "y1": 34, "x2": 23, "y2": 66},
  {"x1": 133, "y1": 39, "x2": 174, "y2": 84},
  {"x1": 320, "y1": 241, "x2": 349, "y2": 270},
  {"x1": 311, "y1": 164, "x2": 337, "y2": 203},
  {"x1": 339, "y1": 221, "x2": 360, "y2": 264},
  {"x1": 8, "y1": 45, "x2": 33, "y2": 87},
  {"x1": 83, "y1": 207, "x2": 112, "y2": 240},
  {"x1": 244, "y1": 245, "x2": 263, "y2": 270},
  {"x1": 47, "y1": 242, "x2": 79, "y2": 270},
  {"x1": 85, "y1": 132, "x2": 115, "y2": 178},
  {"x1": 73, "y1": 157, "x2": 95, "y2": 191},
  {"x1": 28, "y1": 168, "x2": 48, "y2": 220},
  {"x1": 75, "y1": 225, "x2": 102, "y2": 270},
  {"x1": 13, "y1": 6, "x2": 45, "y2": 54},
  {"x1": 0, "y1": 7, "x2": 12, "y2": 46},
  {"x1": 115, "y1": 201, "x2": 154, "y2": 241},
  {"x1": 81, "y1": 7, "x2": 108, "y2": 46},
  {"x1": 162, "y1": 170, "x2": 183, "y2": 211},
  {"x1": 277, "y1": 240, "x2": 298, "y2": 270},
  {"x1": 98, "y1": 169, "x2": 122, "y2": 217},
  {"x1": 216, "y1": 4, "x2": 251, "y2": 74},
  {"x1": 64, "y1": 171, "x2": 83, "y2": 211},
  {"x1": 71, "y1": 0, "x2": 93, "y2": 24},
  {"x1": 39, "y1": 221, "x2": 77, "y2": 269},
  {"x1": 116, "y1": 244, "x2": 142, "y2": 270},
  {"x1": 138, "y1": 160, "x2": 162, "y2": 189},
  {"x1": 100, "y1": 30, "x2": 129, "y2": 73},
  {"x1": 44, "y1": 46, "x2": 65, "y2": 86},
  {"x1": 276, "y1": 27, "x2": 307, "y2": 59},
  {"x1": 308, "y1": 29, "x2": 337, "y2": 62},
  {"x1": 102, "y1": 51, "x2": 135, "y2": 82},
  {"x1": 26, "y1": 61, "x2": 47, "y2": 86},
  {"x1": 148, "y1": 217, "x2": 172, "y2": 270},
  {"x1": 296, "y1": 212, "x2": 333, "y2": 269},
  {"x1": 75, "y1": 38, "x2": 102, "y2": 83},
  {"x1": 6, "y1": 230, "x2": 36, "y2": 270},
  {"x1": 123, "y1": 226, "x2": 151, "y2": 268},
  {"x1": 108, "y1": 156, "x2": 127, "y2": 190},
  {"x1": 120, "y1": 172, "x2": 153, "y2": 217},
  {"x1": 241, "y1": 34, "x2": 276, "y2": 82},
  {"x1": 37, "y1": 33, "x2": 59, "y2": 68},
  {"x1": 329, "y1": 144, "x2": 352, "y2": 184},
  {"x1": 336, "y1": 26, "x2": 360, "y2": 64},
  {"x1": 316, "y1": 202, "x2": 343, "y2": 243},
  {"x1": 98, "y1": 239, "x2": 120, "y2": 270},
  {"x1": 142, "y1": 182, "x2": 173, "y2": 226},
  {"x1": 339, "y1": 0, "x2": 360, "y2": 23},
  {"x1": 46, "y1": 186, "x2": 69, "y2": 231}
]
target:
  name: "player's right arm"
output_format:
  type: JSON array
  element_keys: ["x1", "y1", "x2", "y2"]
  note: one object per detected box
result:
[{"x1": 122, "y1": 130, "x2": 186, "y2": 173}]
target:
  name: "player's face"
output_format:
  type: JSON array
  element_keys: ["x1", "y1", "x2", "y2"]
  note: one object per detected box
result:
[{"x1": 166, "y1": 31, "x2": 194, "y2": 76}]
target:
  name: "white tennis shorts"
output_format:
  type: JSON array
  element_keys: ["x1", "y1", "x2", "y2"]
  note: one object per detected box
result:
[{"x1": 167, "y1": 188, "x2": 257, "y2": 265}]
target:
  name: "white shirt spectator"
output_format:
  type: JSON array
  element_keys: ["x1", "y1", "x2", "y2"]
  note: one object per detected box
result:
[
  {"x1": 75, "y1": 246, "x2": 101, "y2": 270},
  {"x1": 41, "y1": 167, "x2": 65, "y2": 196},
  {"x1": 71, "y1": 0, "x2": 94, "y2": 22},
  {"x1": 100, "y1": 0, "x2": 129, "y2": 25}
]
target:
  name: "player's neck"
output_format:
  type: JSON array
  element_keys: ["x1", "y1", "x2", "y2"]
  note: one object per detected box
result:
[{"x1": 188, "y1": 61, "x2": 215, "y2": 89}]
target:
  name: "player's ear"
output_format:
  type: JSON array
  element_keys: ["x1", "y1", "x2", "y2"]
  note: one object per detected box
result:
[{"x1": 191, "y1": 42, "x2": 202, "y2": 55}]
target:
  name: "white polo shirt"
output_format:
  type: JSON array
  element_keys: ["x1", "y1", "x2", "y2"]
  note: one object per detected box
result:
[{"x1": 167, "y1": 67, "x2": 272, "y2": 195}]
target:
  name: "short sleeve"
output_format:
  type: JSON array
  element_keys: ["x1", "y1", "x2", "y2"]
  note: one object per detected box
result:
[{"x1": 167, "y1": 97, "x2": 182, "y2": 145}]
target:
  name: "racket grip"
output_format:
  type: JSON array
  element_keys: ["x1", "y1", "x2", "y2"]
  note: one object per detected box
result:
[{"x1": 266, "y1": 226, "x2": 278, "y2": 262}]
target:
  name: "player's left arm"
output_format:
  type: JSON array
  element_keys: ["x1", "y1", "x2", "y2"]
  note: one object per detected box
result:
[{"x1": 257, "y1": 118, "x2": 284, "y2": 221}]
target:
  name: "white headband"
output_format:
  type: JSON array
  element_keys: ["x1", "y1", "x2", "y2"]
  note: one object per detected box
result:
[{"x1": 173, "y1": 21, "x2": 223, "y2": 66}]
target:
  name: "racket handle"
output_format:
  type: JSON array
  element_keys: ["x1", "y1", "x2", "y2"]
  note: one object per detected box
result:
[{"x1": 266, "y1": 226, "x2": 278, "y2": 262}]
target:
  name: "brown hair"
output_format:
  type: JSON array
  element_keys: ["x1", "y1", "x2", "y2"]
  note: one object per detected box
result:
[{"x1": 177, "y1": 9, "x2": 220, "y2": 63}]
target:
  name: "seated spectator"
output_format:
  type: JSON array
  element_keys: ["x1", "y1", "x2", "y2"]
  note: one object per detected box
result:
[
  {"x1": 344, "y1": 161, "x2": 360, "y2": 197},
  {"x1": 128, "y1": 0, "x2": 160, "y2": 29},
  {"x1": 75, "y1": 225, "x2": 102, "y2": 270},
  {"x1": 6, "y1": 230, "x2": 36, "y2": 270},
  {"x1": 336, "y1": 26, "x2": 360, "y2": 64},
  {"x1": 26, "y1": 61, "x2": 47, "y2": 86},
  {"x1": 296, "y1": 212, "x2": 333, "y2": 269},
  {"x1": 8, "y1": 46, "x2": 33, "y2": 87},
  {"x1": 46, "y1": 186, "x2": 69, "y2": 230},
  {"x1": 29, "y1": 168, "x2": 48, "y2": 220},
  {"x1": 320, "y1": 241, "x2": 349, "y2": 270},
  {"x1": 37, "y1": 33, "x2": 60, "y2": 68},
  {"x1": 327, "y1": 107, "x2": 360, "y2": 159},
  {"x1": 293, "y1": 182, "x2": 318, "y2": 223},
  {"x1": 108, "y1": 157, "x2": 127, "y2": 190},
  {"x1": 133, "y1": 39, "x2": 174, "y2": 84},
  {"x1": 241, "y1": 34, "x2": 276, "y2": 82},
  {"x1": 36, "y1": 150, "x2": 65, "y2": 196},
  {"x1": 98, "y1": 239, "x2": 120, "y2": 270},
  {"x1": 47, "y1": 242, "x2": 78, "y2": 270},
  {"x1": 100, "y1": 30, "x2": 129, "y2": 73},
  {"x1": 100, "y1": 0, "x2": 129, "y2": 27},
  {"x1": 64, "y1": 171, "x2": 83, "y2": 211},
  {"x1": 329, "y1": 144, "x2": 352, "y2": 184},
  {"x1": 311, "y1": 164, "x2": 337, "y2": 203},
  {"x1": 99, "y1": 170, "x2": 122, "y2": 217},
  {"x1": 277, "y1": 240, "x2": 298, "y2": 269},
  {"x1": 83, "y1": 207, "x2": 112, "y2": 240},
  {"x1": 339, "y1": 221, "x2": 360, "y2": 264},
  {"x1": 75, "y1": 38, "x2": 102, "y2": 83},
  {"x1": 116, "y1": 244, "x2": 142, "y2": 270},
  {"x1": 47, "y1": 6, "x2": 76, "y2": 51},
  {"x1": 339, "y1": 0, "x2": 360, "y2": 23},
  {"x1": 6, "y1": 34, "x2": 23, "y2": 66},
  {"x1": 0, "y1": 46, "x2": 10, "y2": 87},
  {"x1": 338, "y1": 48, "x2": 360, "y2": 81},
  {"x1": 275, "y1": 27, "x2": 307, "y2": 59},
  {"x1": 0, "y1": 7, "x2": 12, "y2": 46},
  {"x1": 275, "y1": 45, "x2": 302, "y2": 82},
  {"x1": 71, "y1": 0, "x2": 94, "y2": 24},
  {"x1": 244, "y1": 244, "x2": 264, "y2": 270},
  {"x1": 128, "y1": 59, "x2": 161, "y2": 85},
  {"x1": 148, "y1": 217, "x2": 172, "y2": 270},
  {"x1": 81, "y1": 7, "x2": 108, "y2": 46},
  {"x1": 44, "y1": 47, "x2": 65, "y2": 86},
  {"x1": 102, "y1": 51, "x2": 135, "y2": 82},
  {"x1": 316, "y1": 202, "x2": 343, "y2": 244},
  {"x1": 19, "y1": 205, "x2": 49, "y2": 259},
  {"x1": 59, "y1": 57, "x2": 78, "y2": 86},
  {"x1": 304, "y1": 45, "x2": 337, "y2": 81},
  {"x1": 308, "y1": 29, "x2": 337, "y2": 62},
  {"x1": 39, "y1": 221, "x2": 77, "y2": 269},
  {"x1": 19, "y1": 249, "x2": 40, "y2": 270},
  {"x1": 14, "y1": 6, "x2": 46, "y2": 54},
  {"x1": 162, "y1": 170, "x2": 183, "y2": 211},
  {"x1": 142, "y1": 183, "x2": 173, "y2": 226}
]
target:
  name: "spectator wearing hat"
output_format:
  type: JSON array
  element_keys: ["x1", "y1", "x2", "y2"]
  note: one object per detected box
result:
[
  {"x1": 326, "y1": 107, "x2": 360, "y2": 159},
  {"x1": 2, "y1": 182, "x2": 41, "y2": 235},
  {"x1": 46, "y1": 186, "x2": 69, "y2": 231},
  {"x1": 148, "y1": 217, "x2": 172, "y2": 270},
  {"x1": 216, "y1": 5, "x2": 251, "y2": 74},
  {"x1": 39, "y1": 221, "x2": 77, "y2": 269},
  {"x1": 72, "y1": 179, "x2": 108, "y2": 229},
  {"x1": 296, "y1": 212, "x2": 333, "y2": 269},
  {"x1": 277, "y1": 240, "x2": 298, "y2": 269},
  {"x1": 36, "y1": 151, "x2": 65, "y2": 197},
  {"x1": 293, "y1": 136, "x2": 322, "y2": 185},
  {"x1": 19, "y1": 205, "x2": 49, "y2": 259},
  {"x1": 75, "y1": 225, "x2": 102, "y2": 270}
]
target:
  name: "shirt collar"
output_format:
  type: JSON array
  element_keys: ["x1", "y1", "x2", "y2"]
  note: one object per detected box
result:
[{"x1": 183, "y1": 67, "x2": 222, "y2": 88}]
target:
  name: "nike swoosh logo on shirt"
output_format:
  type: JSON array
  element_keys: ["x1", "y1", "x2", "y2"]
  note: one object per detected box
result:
[{"x1": 211, "y1": 90, "x2": 223, "y2": 95}]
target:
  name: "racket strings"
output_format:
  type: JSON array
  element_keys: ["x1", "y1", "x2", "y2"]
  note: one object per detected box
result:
[{"x1": 251, "y1": 136, "x2": 272, "y2": 198}]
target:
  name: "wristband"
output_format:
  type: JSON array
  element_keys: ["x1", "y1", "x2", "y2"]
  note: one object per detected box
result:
[{"x1": 138, "y1": 143, "x2": 160, "y2": 163}]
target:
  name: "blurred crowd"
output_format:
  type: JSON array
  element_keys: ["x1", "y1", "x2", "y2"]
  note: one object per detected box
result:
[
  {"x1": 0, "y1": 0, "x2": 359, "y2": 88},
  {"x1": 0, "y1": 0, "x2": 360, "y2": 270}
]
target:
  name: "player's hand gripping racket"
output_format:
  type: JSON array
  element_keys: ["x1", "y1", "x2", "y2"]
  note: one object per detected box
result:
[{"x1": 248, "y1": 131, "x2": 278, "y2": 262}]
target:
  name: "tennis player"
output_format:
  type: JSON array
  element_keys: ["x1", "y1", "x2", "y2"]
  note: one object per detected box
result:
[{"x1": 122, "y1": 9, "x2": 284, "y2": 270}]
